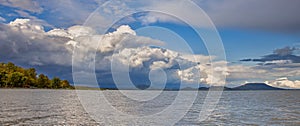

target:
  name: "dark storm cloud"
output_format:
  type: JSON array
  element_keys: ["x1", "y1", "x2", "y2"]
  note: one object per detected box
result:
[
  {"x1": 240, "y1": 46, "x2": 300, "y2": 63},
  {"x1": 2, "y1": 0, "x2": 300, "y2": 33},
  {"x1": 196, "y1": 0, "x2": 300, "y2": 33},
  {"x1": 273, "y1": 46, "x2": 296, "y2": 56},
  {"x1": 0, "y1": 20, "x2": 73, "y2": 82},
  {"x1": 0, "y1": 24, "x2": 72, "y2": 66}
]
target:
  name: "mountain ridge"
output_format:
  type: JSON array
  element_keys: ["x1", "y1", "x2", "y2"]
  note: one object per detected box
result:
[
  {"x1": 197, "y1": 83, "x2": 286, "y2": 91},
  {"x1": 77, "y1": 83, "x2": 298, "y2": 90}
]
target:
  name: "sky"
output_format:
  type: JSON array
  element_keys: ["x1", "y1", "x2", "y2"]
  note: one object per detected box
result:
[{"x1": 0, "y1": 0, "x2": 300, "y2": 89}]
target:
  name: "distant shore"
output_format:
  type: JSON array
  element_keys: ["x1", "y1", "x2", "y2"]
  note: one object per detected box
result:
[
  {"x1": 1, "y1": 83, "x2": 299, "y2": 91},
  {"x1": 1, "y1": 87, "x2": 299, "y2": 91}
]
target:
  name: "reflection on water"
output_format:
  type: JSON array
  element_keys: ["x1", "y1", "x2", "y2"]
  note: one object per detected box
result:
[
  {"x1": 0, "y1": 89, "x2": 299, "y2": 125},
  {"x1": 0, "y1": 89, "x2": 98, "y2": 125}
]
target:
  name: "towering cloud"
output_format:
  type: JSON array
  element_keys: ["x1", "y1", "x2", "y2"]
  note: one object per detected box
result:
[
  {"x1": 0, "y1": 18, "x2": 72, "y2": 66},
  {"x1": 0, "y1": 18, "x2": 231, "y2": 87}
]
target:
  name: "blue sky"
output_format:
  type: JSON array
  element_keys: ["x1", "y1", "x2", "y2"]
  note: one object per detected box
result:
[
  {"x1": 0, "y1": 0, "x2": 300, "y2": 88},
  {"x1": 0, "y1": 0, "x2": 299, "y2": 58},
  {"x1": 135, "y1": 23, "x2": 300, "y2": 62}
]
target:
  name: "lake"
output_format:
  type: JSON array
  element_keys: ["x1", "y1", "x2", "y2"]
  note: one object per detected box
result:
[{"x1": 0, "y1": 89, "x2": 299, "y2": 125}]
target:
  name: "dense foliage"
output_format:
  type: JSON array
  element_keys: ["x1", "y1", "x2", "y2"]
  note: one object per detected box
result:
[{"x1": 0, "y1": 62, "x2": 74, "y2": 89}]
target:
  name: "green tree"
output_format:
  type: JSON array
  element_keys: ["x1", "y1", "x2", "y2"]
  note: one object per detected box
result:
[
  {"x1": 7, "y1": 72, "x2": 27, "y2": 87},
  {"x1": 0, "y1": 71, "x2": 8, "y2": 87},
  {"x1": 26, "y1": 68, "x2": 37, "y2": 78},
  {"x1": 60, "y1": 80, "x2": 71, "y2": 89},
  {"x1": 23, "y1": 68, "x2": 37, "y2": 87},
  {"x1": 51, "y1": 77, "x2": 61, "y2": 88},
  {"x1": 6, "y1": 62, "x2": 16, "y2": 72},
  {"x1": 37, "y1": 74, "x2": 50, "y2": 88},
  {"x1": 0, "y1": 62, "x2": 73, "y2": 89}
]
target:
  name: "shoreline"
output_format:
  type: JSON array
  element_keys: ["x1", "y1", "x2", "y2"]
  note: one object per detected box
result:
[{"x1": 1, "y1": 87, "x2": 299, "y2": 91}]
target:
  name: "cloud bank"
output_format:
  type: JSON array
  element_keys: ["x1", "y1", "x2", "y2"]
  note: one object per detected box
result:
[
  {"x1": 1, "y1": 18, "x2": 299, "y2": 89},
  {"x1": 241, "y1": 46, "x2": 300, "y2": 64},
  {"x1": 237, "y1": 46, "x2": 300, "y2": 88},
  {"x1": 266, "y1": 77, "x2": 300, "y2": 89},
  {"x1": 0, "y1": 18, "x2": 230, "y2": 88},
  {"x1": 2, "y1": 0, "x2": 300, "y2": 33}
]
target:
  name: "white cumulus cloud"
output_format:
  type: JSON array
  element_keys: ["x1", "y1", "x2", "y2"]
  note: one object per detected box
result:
[{"x1": 266, "y1": 77, "x2": 300, "y2": 89}]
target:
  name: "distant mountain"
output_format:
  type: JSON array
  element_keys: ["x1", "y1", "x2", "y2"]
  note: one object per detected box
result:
[
  {"x1": 195, "y1": 83, "x2": 285, "y2": 91},
  {"x1": 81, "y1": 83, "x2": 287, "y2": 91},
  {"x1": 230, "y1": 83, "x2": 284, "y2": 90},
  {"x1": 198, "y1": 87, "x2": 209, "y2": 90},
  {"x1": 197, "y1": 86, "x2": 231, "y2": 90}
]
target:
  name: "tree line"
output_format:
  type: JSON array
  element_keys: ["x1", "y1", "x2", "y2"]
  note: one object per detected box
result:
[{"x1": 0, "y1": 62, "x2": 74, "y2": 89}]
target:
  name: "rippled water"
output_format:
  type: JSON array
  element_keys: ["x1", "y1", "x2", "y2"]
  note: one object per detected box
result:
[{"x1": 0, "y1": 89, "x2": 299, "y2": 125}]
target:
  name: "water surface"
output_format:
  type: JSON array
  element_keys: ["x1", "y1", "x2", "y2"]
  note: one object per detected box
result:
[{"x1": 0, "y1": 89, "x2": 299, "y2": 125}]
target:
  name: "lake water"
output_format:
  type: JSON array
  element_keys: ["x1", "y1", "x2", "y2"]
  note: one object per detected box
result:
[{"x1": 0, "y1": 89, "x2": 299, "y2": 125}]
